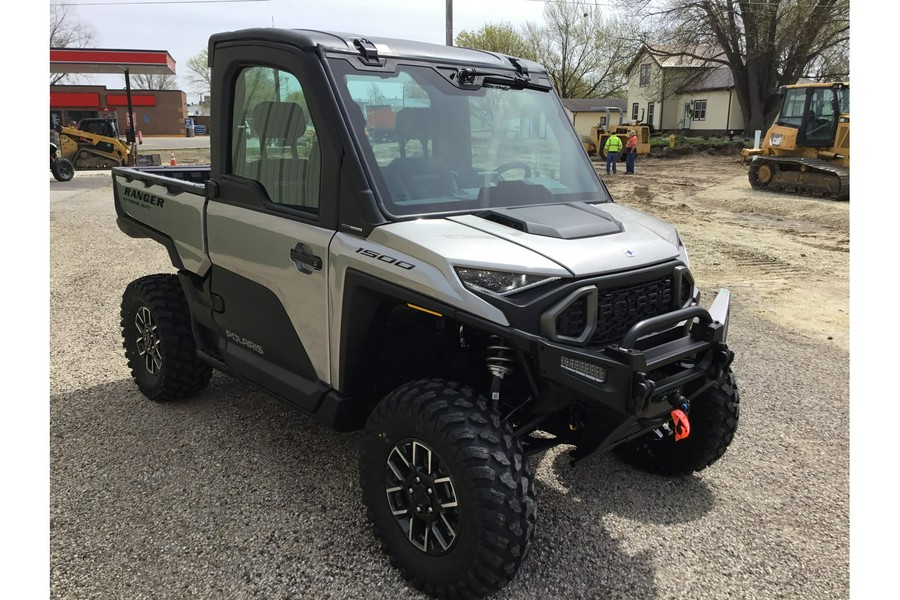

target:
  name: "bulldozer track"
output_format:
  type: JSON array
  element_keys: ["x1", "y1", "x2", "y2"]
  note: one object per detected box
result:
[{"x1": 749, "y1": 156, "x2": 849, "y2": 201}]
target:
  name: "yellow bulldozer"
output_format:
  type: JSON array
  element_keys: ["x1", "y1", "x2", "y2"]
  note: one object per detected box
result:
[
  {"x1": 584, "y1": 107, "x2": 651, "y2": 160},
  {"x1": 54, "y1": 117, "x2": 132, "y2": 171},
  {"x1": 741, "y1": 82, "x2": 849, "y2": 200}
]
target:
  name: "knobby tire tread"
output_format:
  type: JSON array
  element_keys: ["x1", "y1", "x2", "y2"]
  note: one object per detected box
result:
[
  {"x1": 614, "y1": 369, "x2": 740, "y2": 476},
  {"x1": 121, "y1": 274, "x2": 212, "y2": 402},
  {"x1": 360, "y1": 379, "x2": 536, "y2": 599}
]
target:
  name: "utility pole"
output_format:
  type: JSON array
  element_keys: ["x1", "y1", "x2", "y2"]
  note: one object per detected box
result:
[{"x1": 446, "y1": 0, "x2": 453, "y2": 46}]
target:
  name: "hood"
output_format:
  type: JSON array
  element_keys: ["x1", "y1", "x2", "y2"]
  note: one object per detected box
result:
[
  {"x1": 446, "y1": 202, "x2": 680, "y2": 277},
  {"x1": 367, "y1": 202, "x2": 680, "y2": 280}
]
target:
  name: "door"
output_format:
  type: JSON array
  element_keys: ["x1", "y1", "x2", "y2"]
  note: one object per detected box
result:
[{"x1": 205, "y1": 47, "x2": 339, "y2": 411}]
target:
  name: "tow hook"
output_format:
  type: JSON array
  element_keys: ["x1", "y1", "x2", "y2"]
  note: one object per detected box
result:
[
  {"x1": 669, "y1": 393, "x2": 691, "y2": 441},
  {"x1": 671, "y1": 409, "x2": 690, "y2": 441},
  {"x1": 652, "y1": 394, "x2": 691, "y2": 441}
]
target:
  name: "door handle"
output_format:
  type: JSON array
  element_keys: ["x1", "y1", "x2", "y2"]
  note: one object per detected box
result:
[{"x1": 290, "y1": 243, "x2": 323, "y2": 273}]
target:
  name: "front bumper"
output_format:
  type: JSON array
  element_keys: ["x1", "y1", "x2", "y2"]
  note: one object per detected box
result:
[
  {"x1": 522, "y1": 289, "x2": 733, "y2": 459},
  {"x1": 540, "y1": 288, "x2": 732, "y2": 413}
]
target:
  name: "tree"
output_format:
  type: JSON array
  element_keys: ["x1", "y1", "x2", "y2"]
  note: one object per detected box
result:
[
  {"x1": 522, "y1": 1, "x2": 636, "y2": 99},
  {"x1": 50, "y1": 0, "x2": 96, "y2": 84},
  {"x1": 455, "y1": 4, "x2": 635, "y2": 100},
  {"x1": 132, "y1": 73, "x2": 177, "y2": 90},
  {"x1": 185, "y1": 49, "x2": 212, "y2": 99},
  {"x1": 367, "y1": 83, "x2": 385, "y2": 105},
  {"x1": 631, "y1": 0, "x2": 849, "y2": 132},
  {"x1": 454, "y1": 22, "x2": 537, "y2": 61}
]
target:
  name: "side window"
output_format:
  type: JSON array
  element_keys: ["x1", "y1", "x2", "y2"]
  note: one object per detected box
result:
[{"x1": 231, "y1": 66, "x2": 320, "y2": 214}]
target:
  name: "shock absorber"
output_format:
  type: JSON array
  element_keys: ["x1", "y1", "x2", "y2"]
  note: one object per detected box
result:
[{"x1": 485, "y1": 335, "x2": 515, "y2": 404}]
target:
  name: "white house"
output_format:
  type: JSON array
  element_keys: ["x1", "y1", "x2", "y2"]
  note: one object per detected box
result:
[{"x1": 625, "y1": 46, "x2": 746, "y2": 134}]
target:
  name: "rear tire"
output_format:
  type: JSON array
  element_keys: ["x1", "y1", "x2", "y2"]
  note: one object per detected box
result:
[
  {"x1": 120, "y1": 274, "x2": 212, "y2": 402},
  {"x1": 51, "y1": 157, "x2": 75, "y2": 182},
  {"x1": 614, "y1": 369, "x2": 739, "y2": 476},
  {"x1": 360, "y1": 379, "x2": 536, "y2": 599}
]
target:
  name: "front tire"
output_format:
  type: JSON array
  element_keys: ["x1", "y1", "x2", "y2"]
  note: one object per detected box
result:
[
  {"x1": 51, "y1": 157, "x2": 75, "y2": 182},
  {"x1": 120, "y1": 274, "x2": 212, "y2": 402},
  {"x1": 614, "y1": 369, "x2": 740, "y2": 476},
  {"x1": 360, "y1": 380, "x2": 536, "y2": 599}
]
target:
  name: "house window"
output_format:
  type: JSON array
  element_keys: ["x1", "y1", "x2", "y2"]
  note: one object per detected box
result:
[
  {"x1": 639, "y1": 64, "x2": 651, "y2": 87},
  {"x1": 692, "y1": 99, "x2": 707, "y2": 121},
  {"x1": 647, "y1": 102, "x2": 655, "y2": 127},
  {"x1": 632, "y1": 103, "x2": 639, "y2": 122}
]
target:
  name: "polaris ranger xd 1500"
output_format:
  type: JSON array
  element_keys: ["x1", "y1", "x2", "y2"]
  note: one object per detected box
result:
[{"x1": 113, "y1": 28, "x2": 738, "y2": 599}]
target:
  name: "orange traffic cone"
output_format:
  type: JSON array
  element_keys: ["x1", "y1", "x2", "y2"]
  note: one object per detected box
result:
[{"x1": 170, "y1": 152, "x2": 177, "y2": 166}]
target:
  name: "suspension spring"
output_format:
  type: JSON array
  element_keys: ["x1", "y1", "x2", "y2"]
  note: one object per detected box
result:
[{"x1": 486, "y1": 336, "x2": 515, "y2": 379}]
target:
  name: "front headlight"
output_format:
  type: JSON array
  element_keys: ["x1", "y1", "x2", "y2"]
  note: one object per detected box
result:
[
  {"x1": 769, "y1": 133, "x2": 783, "y2": 147},
  {"x1": 455, "y1": 267, "x2": 560, "y2": 297},
  {"x1": 677, "y1": 232, "x2": 690, "y2": 267}
]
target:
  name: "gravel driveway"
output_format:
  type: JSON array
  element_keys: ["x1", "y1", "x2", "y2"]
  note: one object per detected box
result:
[{"x1": 49, "y1": 165, "x2": 849, "y2": 599}]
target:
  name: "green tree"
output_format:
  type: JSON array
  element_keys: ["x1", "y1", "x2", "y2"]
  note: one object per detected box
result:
[
  {"x1": 185, "y1": 49, "x2": 212, "y2": 99},
  {"x1": 455, "y1": 22, "x2": 537, "y2": 60},
  {"x1": 631, "y1": 0, "x2": 850, "y2": 132}
]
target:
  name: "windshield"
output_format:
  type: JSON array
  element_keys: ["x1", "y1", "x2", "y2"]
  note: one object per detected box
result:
[{"x1": 329, "y1": 58, "x2": 609, "y2": 217}]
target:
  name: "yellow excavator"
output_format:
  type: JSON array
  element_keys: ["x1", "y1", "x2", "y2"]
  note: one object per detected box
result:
[
  {"x1": 741, "y1": 82, "x2": 849, "y2": 200},
  {"x1": 54, "y1": 117, "x2": 131, "y2": 170}
]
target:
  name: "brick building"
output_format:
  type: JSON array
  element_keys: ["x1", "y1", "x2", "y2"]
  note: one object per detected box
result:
[{"x1": 50, "y1": 84, "x2": 188, "y2": 136}]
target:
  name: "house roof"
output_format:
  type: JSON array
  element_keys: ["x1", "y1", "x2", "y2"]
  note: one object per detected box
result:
[
  {"x1": 676, "y1": 65, "x2": 736, "y2": 92},
  {"x1": 626, "y1": 44, "x2": 725, "y2": 75},
  {"x1": 561, "y1": 98, "x2": 627, "y2": 113}
]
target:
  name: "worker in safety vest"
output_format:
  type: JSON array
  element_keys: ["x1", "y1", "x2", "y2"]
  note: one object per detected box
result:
[
  {"x1": 604, "y1": 135, "x2": 623, "y2": 174},
  {"x1": 625, "y1": 130, "x2": 639, "y2": 174}
]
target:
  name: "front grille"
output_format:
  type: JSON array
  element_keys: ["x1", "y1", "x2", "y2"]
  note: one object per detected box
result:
[
  {"x1": 545, "y1": 270, "x2": 684, "y2": 348},
  {"x1": 556, "y1": 296, "x2": 588, "y2": 338},
  {"x1": 590, "y1": 277, "x2": 674, "y2": 347}
]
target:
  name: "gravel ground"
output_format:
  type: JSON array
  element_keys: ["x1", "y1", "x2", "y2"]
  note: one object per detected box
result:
[{"x1": 49, "y1": 164, "x2": 849, "y2": 599}]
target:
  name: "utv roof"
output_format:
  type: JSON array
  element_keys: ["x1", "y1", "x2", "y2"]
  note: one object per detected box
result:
[{"x1": 209, "y1": 28, "x2": 547, "y2": 74}]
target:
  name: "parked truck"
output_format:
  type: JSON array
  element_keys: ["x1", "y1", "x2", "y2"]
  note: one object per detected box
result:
[
  {"x1": 113, "y1": 28, "x2": 738, "y2": 599},
  {"x1": 365, "y1": 104, "x2": 398, "y2": 142}
]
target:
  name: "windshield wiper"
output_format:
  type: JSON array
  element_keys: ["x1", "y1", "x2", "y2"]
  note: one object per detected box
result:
[{"x1": 458, "y1": 68, "x2": 551, "y2": 92}]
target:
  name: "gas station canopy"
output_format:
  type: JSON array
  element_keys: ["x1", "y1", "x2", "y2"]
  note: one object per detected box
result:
[{"x1": 50, "y1": 48, "x2": 176, "y2": 75}]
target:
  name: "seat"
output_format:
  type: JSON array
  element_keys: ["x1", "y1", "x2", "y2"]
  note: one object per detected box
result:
[
  {"x1": 383, "y1": 107, "x2": 457, "y2": 201},
  {"x1": 396, "y1": 107, "x2": 434, "y2": 158},
  {"x1": 250, "y1": 101, "x2": 311, "y2": 208}
]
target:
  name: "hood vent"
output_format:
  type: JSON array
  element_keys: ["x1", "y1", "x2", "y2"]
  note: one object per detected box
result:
[{"x1": 478, "y1": 203, "x2": 623, "y2": 239}]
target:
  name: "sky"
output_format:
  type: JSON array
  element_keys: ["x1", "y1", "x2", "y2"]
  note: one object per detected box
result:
[{"x1": 54, "y1": 0, "x2": 555, "y2": 99}]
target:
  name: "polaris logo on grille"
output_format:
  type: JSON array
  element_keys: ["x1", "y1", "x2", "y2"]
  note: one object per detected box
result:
[
  {"x1": 624, "y1": 249, "x2": 635, "y2": 257},
  {"x1": 598, "y1": 280, "x2": 673, "y2": 328}
]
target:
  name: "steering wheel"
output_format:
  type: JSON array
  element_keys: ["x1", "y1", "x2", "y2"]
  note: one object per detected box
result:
[{"x1": 495, "y1": 161, "x2": 533, "y2": 181}]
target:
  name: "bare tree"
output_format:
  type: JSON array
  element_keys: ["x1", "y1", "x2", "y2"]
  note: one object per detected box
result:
[
  {"x1": 132, "y1": 73, "x2": 178, "y2": 90},
  {"x1": 185, "y1": 49, "x2": 212, "y2": 99},
  {"x1": 50, "y1": 0, "x2": 96, "y2": 84},
  {"x1": 631, "y1": 0, "x2": 849, "y2": 132},
  {"x1": 522, "y1": 1, "x2": 636, "y2": 99}
]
